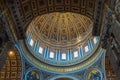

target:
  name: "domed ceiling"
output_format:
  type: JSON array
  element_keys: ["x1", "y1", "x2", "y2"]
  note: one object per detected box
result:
[
  {"x1": 25, "y1": 12, "x2": 100, "y2": 66},
  {"x1": 27, "y1": 12, "x2": 93, "y2": 48},
  {"x1": 19, "y1": 12, "x2": 103, "y2": 73}
]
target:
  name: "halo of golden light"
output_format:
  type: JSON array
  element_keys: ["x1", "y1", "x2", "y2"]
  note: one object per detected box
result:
[{"x1": 8, "y1": 51, "x2": 15, "y2": 57}]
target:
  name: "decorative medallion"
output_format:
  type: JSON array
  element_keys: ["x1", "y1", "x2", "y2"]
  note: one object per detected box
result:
[
  {"x1": 26, "y1": 70, "x2": 40, "y2": 80},
  {"x1": 87, "y1": 69, "x2": 102, "y2": 80}
]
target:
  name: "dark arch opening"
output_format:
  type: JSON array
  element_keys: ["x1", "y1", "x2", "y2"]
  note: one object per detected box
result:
[
  {"x1": 55, "y1": 78, "x2": 73, "y2": 80},
  {"x1": 0, "y1": 37, "x2": 3, "y2": 46}
]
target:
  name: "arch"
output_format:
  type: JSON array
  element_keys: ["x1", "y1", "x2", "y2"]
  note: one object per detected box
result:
[
  {"x1": 16, "y1": 40, "x2": 106, "y2": 74},
  {"x1": 47, "y1": 75, "x2": 80, "y2": 80},
  {"x1": 20, "y1": 0, "x2": 96, "y2": 31}
]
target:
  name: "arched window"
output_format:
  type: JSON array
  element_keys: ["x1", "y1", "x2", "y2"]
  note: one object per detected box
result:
[
  {"x1": 38, "y1": 47, "x2": 43, "y2": 54},
  {"x1": 93, "y1": 37, "x2": 97, "y2": 44},
  {"x1": 29, "y1": 39, "x2": 34, "y2": 46},
  {"x1": 74, "y1": 51, "x2": 78, "y2": 58},
  {"x1": 62, "y1": 53, "x2": 66, "y2": 60},
  {"x1": 85, "y1": 46, "x2": 89, "y2": 52},
  {"x1": 50, "y1": 52, "x2": 54, "y2": 58}
]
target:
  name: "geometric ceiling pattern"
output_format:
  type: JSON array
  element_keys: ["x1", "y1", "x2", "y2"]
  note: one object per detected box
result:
[
  {"x1": 27, "y1": 12, "x2": 93, "y2": 48},
  {"x1": 0, "y1": 51, "x2": 22, "y2": 80},
  {"x1": 3, "y1": 0, "x2": 97, "y2": 39},
  {"x1": 25, "y1": 12, "x2": 95, "y2": 67},
  {"x1": 0, "y1": 52, "x2": 116, "y2": 80},
  {"x1": 0, "y1": 0, "x2": 119, "y2": 80},
  {"x1": 30, "y1": 12, "x2": 92, "y2": 44}
]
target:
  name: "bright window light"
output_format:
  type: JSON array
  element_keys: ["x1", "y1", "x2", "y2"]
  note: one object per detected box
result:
[
  {"x1": 85, "y1": 46, "x2": 89, "y2": 52},
  {"x1": 62, "y1": 53, "x2": 66, "y2": 59},
  {"x1": 30, "y1": 39, "x2": 34, "y2": 46},
  {"x1": 39, "y1": 47, "x2": 43, "y2": 54},
  {"x1": 93, "y1": 37, "x2": 97, "y2": 44},
  {"x1": 74, "y1": 51, "x2": 78, "y2": 58},
  {"x1": 50, "y1": 52, "x2": 54, "y2": 58}
]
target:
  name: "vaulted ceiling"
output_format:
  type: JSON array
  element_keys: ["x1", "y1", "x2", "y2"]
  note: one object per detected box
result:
[{"x1": 3, "y1": 0, "x2": 104, "y2": 39}]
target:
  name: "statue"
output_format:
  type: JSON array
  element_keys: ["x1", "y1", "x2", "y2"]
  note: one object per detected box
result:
[{"x1": 115, "y1": 1, "x2": 120, "y2": 23}]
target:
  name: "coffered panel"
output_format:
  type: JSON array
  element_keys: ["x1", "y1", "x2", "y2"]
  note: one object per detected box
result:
[{"x1": 5, "y1": 0, "x2": 97, "y2": 39}]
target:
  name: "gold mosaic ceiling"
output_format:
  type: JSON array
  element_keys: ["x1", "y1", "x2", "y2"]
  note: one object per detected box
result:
[
  {"x1": 0, "y1": 51, "x2": 21, "y2": 80},
  {"x1": 27, "y1": 12, "x2": 93, "y2": 46}
]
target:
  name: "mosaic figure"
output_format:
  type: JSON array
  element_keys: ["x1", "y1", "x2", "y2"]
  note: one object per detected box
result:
[
  {"x1": 27, "y1": 70, "x2": 40, "y2": 80},
  {"x1": 88, "y1": 69, "x2": 101, "y2": 80}
]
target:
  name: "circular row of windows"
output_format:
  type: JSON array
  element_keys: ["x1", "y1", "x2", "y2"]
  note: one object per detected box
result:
[{"x1": 26, "y1": 33, "x2": 99, "y2": 66}]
